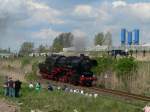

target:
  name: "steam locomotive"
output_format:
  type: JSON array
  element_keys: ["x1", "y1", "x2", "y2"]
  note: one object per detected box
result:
[{"x1": 39, "y1": 54, "x2": 97, "y2": 86}]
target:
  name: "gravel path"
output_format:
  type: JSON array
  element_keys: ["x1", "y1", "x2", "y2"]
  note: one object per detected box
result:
[{"x1": 0, "y1": 100, "x2": 19, "y2": 112}]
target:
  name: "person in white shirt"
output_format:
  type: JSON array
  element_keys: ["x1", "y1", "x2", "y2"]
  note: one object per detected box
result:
[{"x1": 29, "y1": 82, "x2": 34, "y2": 89}]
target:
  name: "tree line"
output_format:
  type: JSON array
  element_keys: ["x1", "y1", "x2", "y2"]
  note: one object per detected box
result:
[{"x1": 19, "y1": 31, "x2": 112, "y2": 56}]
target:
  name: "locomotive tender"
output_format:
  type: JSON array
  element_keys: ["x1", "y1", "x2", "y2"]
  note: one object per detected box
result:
[{"x1": 39, "y1": 54, "x2": 97, "y2": 86}]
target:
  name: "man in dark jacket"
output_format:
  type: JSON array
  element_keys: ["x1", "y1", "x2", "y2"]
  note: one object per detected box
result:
[{"x1": 15, "y1": 80, "x2": 22, "y2": 97}]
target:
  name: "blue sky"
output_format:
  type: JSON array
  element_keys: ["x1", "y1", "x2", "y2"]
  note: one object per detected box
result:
[{"x1": 0, "y1": 0, "x2": 150, "y2": 51}]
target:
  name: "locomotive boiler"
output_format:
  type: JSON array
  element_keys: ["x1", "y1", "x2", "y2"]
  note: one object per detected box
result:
[{"x1": 39, "y1": 54, "x2": 97, "y2": 86}]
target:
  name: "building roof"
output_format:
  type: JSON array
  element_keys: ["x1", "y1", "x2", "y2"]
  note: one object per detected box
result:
[
  {"x1": 0, "y1": 53, "x2": 12, "y2": 57},
  {"x1": 142, "y1": 43, "x2": 150, "y2": 47}
]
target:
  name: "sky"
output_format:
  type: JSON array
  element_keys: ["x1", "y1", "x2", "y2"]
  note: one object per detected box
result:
[{"x1": 0, "y1": 0, "x2": 150, "y2": 51}]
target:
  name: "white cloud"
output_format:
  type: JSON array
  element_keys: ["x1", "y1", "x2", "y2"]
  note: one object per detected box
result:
[
  {"x1": 128, "y1": 3, "x2": 150, "y2": 22},
  {"x1": 26, "y1": 0, "x2": 50, "y2": 10},
  {"x1": 0, "y1": 0, "x2": 24, "y2": 12},
  {"x1": 74, "y1": 5, "x2": 92, "y2": 15},
  {"x1": 94, "y1": 1, "x2": 150, "y2": 25},
  {"x1": 112, "y1": 1, "x2": 127, "y2": 8},
  {"x1": 0, "y1": 0, "x2": 64, "y2": 26},
  {"x1": 24, "y1": 0, "x2": 64, "y2": 25},
  {"x1": 26, "y1": 0, "x2": 64, "y2": 24},
  {"x1": 111, "y1": 1, "x2": 150, "y2": 23},
  {"x1": 33, "y1": 28, "x2": 61, "y2": 39}
]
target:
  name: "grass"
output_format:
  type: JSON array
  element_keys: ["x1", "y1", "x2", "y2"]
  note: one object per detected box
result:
[
  {"x1": 25, "y1": 72, "x2": 39, "y2": 81},
  {"x1": 25, "y1": 61, "x2": 39, "y2": 81},
  {"x1": 0, "y1": 83, "x2": 146, "y2": 112}
]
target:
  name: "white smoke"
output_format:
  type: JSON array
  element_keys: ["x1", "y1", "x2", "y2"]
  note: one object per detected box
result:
[
  {"x1": 72, "y1": 30, "x2": 87, "y2": 51},
  {"x1": 0, "y1": 0, "x2": 27, "y2": 47}
]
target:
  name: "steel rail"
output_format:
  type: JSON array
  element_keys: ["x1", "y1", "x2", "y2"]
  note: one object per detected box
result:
[
  {"x1": 39, "y1": 77, "x2": 150, "y2": 102},
  {"x1": 91, "y1": 87, "x2": 150, "y2": 101}
]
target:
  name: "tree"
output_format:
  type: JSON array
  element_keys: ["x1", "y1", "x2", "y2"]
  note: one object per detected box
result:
[
  {"x1": 19, "y1": 42, "x2": 34, "y2": 56},
  {"x1": 52, "y1": 32, "x2": 74, "y2": 52},
  {"x1": 104, "y1": 32, "x2": 112, "y2": 48},
  {"x1": 38, "y1": 45, "x2": 46, "y2": 53},
  {"x1": 94, "y1": 32, "x2": 105, "y2": 46}
]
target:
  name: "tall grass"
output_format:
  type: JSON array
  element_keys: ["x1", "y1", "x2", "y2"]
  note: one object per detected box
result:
[{"x1": 92, "y1": 57, "x2": 150, "y2": 95}]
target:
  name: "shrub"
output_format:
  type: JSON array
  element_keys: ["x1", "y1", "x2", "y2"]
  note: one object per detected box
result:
[
  {"x1": 115, "y1": 57, "x2": 138, "y2": 77},
  {"x1": 92, "y1": 56, "x2": 115, "y2": 76},
  {"x1": 114, "y1": 57, "x2": 138, "y2": 91}
]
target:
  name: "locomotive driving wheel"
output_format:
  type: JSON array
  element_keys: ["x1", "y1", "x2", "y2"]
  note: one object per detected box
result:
[
  {"x1": 51, "y1": 67, "x2": 64, "y2": 81},
  {"x1": 70, "y1": 75, "x2": 80, "y2": 85}
]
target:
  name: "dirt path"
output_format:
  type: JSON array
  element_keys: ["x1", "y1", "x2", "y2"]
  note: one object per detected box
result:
[{"x1": 0, "y1": 99, "x2": 19, "y2": 112}]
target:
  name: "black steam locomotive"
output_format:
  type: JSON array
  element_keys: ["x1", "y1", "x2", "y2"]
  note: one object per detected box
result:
[{"x1": 39, "y1": 54, "x2": 97, "y2": 86}]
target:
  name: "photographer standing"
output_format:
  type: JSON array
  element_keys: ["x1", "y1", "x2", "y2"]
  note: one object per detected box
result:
[{"x1": 15, "y1": 80, "x2": 22, "y2": 97}]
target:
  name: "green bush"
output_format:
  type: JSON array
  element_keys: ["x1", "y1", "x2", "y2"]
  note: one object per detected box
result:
[
  {"x1": 114, "y1": 57, "x2": 138, "y2": 91},
  {"x1": 115, "y1": 57, "x2": 138, "y2": 77},
  {"x1": 92, "y1": 56, "x2": 115, "y2": 76}
]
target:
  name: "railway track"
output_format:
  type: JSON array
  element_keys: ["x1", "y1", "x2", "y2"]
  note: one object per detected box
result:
[
  {"x1": 91, "y1": 87, "x2": 150, "y2": 102},
  {"x1": 39, "y1": 77, "x2": 150, "y2": 102}
]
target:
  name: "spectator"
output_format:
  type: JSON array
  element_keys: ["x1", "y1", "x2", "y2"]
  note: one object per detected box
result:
[
  {"x1": 57, "y1": 86, "x2": 61, "y2": 90},
  {"x1": 143, "y1": 50, "x2": 146, "y2": 57},
  {"x1": 3, "y1": 76, "x2": 9, "y2": 96},
  {"x1": 8, "y1": 77, "x2": 15, "y2": 97},
  {"x1": 15, "y1": 80, "x2": 22, "y2": 97},
  {"x1": 62, "y1": 85, "x2": 67, "y2": 91},
  {"x1": 35, "y1": 82, "x2": 41, "y2": 91},
  {"x1": 52, "y1": 84, "x2": 57, "y2": 90},
  {"x1": 94, "y1": 94, "x2": 98, "y2": 98},
  {"x1": 29, "y1": 82, "x2": 34, "y2": 89},
  {"x1": 64, "y1": 87, "x2": 70, "y2": 92},
  {"x1": 48, "y1": 82, "x2": 53, "y2": 91},
  {"x1": 80, "y1": 90, "x2": 84, "y2": 95}
]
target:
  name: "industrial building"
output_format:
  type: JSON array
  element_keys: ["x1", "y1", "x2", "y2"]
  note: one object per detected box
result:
[
  {"x1": 121, "y1": 28, "x2": 140, "y2": 46},
  {"x1": 120, "y1": 28, "x2": 150, "y2": 51},
  {"x1": 0, "y1": 53, "x2": 13, "y2": 58}
]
